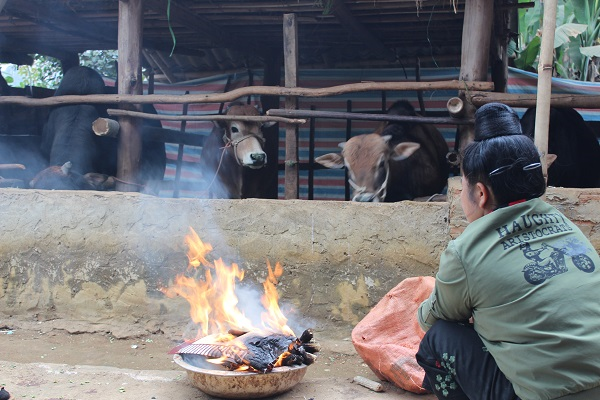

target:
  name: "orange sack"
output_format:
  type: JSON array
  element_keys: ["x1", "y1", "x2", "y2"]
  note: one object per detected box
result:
[{"x1": 351, "y1": 276, "x2": 435, "y2": 394}]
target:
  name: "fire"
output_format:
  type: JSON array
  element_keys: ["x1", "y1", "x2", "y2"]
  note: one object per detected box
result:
[{"x1": 161, "y1": 227, "x2": 295, "y2": 341}]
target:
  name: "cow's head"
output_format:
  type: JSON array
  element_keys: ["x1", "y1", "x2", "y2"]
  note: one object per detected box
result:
[
  {"x1": 218, "y1": 103, "x2": 274, "y2": 169},
  {"x1": 315, "y1": 133, "x2": 420, "y2": 202}
]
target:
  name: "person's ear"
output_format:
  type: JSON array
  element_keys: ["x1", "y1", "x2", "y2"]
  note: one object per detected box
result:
[{"x1": 475, "y1": 182, "x2": 492, "y2": 209}]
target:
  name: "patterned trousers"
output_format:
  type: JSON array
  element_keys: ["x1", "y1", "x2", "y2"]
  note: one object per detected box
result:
[{"x1": 416, "y1": 320, "x2": 520, "y2": 400}]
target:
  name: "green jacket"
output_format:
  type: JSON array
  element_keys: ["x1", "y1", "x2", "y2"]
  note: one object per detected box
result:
[{"x1": 418, "y1": 198, "x2": 600, "y2": 400}]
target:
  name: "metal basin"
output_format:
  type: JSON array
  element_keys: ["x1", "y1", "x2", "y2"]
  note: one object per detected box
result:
[{"x1": 173, "y1": 354, "x2": 308, "y2": 399}]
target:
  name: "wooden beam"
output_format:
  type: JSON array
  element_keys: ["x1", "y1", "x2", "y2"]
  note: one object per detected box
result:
[
  {"x1": 0, "y1": 80, "x2": 495, "y2": 107},
  {"x1": 284, "y1": 13, "x2": 299, "y2": 200},
  {"x1": 456, "y1": 0, "x2": 494, "y2": 151},
  {"x1": 329, "y1": 0, "x2": 393, "y2": 61},
  {"x1": 117, "y1": 0, "x2": 144, "y2": 192}
]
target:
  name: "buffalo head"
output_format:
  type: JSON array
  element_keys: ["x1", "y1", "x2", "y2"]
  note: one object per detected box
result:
[{"x1": 315, "y1": 133, "x2": 420, "y2": 202}]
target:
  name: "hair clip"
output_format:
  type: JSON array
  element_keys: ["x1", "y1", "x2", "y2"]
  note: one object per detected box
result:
[
  {"x1": 522, "y1": 162, "x2": 542, "y2": 171},
  {"x1": 488, "y1": 164, "x2": 512, "y2": 177},
  {"x1": 489, "y1": 162, "x2": 542, "y2": 177}
]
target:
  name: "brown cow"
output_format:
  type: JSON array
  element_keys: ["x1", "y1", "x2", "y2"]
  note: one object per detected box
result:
[
  {"x1": 315, "y1": 100, "x2": 449, "y2": 202},
  {"x1": 199, "y1": 102, "x2": 275, "y2": 199}
]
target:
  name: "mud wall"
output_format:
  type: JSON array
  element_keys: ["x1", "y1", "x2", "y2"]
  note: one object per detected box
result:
[{"x1": 1, "y1": 177, "x2": 599, "y2": 338}]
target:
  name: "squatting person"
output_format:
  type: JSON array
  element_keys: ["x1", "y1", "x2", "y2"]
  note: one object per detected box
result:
[{"x1": 415, "y1": 102, "x2": 600, "y2": 400}]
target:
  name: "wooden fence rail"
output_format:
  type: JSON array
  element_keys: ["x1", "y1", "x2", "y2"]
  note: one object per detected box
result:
[{"x1": 0, "y1": 80, "x2": 494, "y2": 106}]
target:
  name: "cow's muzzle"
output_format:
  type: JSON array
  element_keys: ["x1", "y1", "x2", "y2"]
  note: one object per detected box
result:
[
  {"x1": 348, "y1": 163, "x2": 390, "y2": 202},
  {"x1": 223, "y1": 134, "x2": 267, "y2": 168}
]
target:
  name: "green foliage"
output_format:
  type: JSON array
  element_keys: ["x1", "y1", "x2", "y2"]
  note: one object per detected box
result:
[
  {"x1": 514, "y1": 0, "x2": 600, "y2": 81},
  {"x1": 6, "y1": 51, "x2": 118, "y2": 89},
  {"x1": 16, "y1": 54, "x2": 63, "y2": 89},
  {"x1": 80, "y1": 50, "x2": 118, "y2": 79}
]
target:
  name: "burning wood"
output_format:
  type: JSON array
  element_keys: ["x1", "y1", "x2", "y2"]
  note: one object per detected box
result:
[
  {"x1": 172, "y1": 328, "x2": 320, "y2": 373},
  {"x1": 162, "y1": 228, "x2": 319, "y2": 374}
]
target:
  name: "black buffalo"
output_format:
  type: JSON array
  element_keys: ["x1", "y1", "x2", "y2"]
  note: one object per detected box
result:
[
  {"x1": 520, "y1": 107, "x2": 600, "y2": 188},
  {"x1": 35, "y1": 66, "x2": 165, "y2": 191}
]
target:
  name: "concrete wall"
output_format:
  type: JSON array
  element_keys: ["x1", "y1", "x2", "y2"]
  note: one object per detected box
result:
[{"x1": 1, "y1": 178, "x2": 599, "y2": 338}]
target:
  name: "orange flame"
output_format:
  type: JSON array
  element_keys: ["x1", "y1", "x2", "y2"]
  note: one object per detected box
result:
[
  {"x1": 161, "y1": 228, "x2": 295, "y2": 342},
  {"x1": 261, "y1": 260, "x2": 294, "y2": 336}
]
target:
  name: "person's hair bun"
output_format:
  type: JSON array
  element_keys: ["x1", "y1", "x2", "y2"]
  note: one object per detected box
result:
[{"x1": 474, "y1": 103, "x2": 522, "y2": 141}]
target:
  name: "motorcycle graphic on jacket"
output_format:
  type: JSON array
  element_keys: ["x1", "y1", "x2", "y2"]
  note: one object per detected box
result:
[{"x1": 520, "y1": 241, "x2": 595, "y2": 285}]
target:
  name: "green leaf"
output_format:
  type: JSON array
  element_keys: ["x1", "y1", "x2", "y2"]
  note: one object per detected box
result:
[
  {"x1": 555, "y1": 23, "x2": 588, "y2": 47},
  {"x1": 515, "y1": 36, "x2": 541, "y2": 70},
  {"x1": 554, "y1": 61, "x2": 569, "y2": 78},
  {"x1": 580, "y1": 44, "x2": 600, "y2": 57},
  {"x1": 572, "y1": 0, "x2": 592, "y2": 25}
]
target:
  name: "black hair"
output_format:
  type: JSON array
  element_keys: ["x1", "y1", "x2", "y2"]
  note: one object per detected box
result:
[{"x1": 461, "y1": 103, "x2": 546, "y2": 207}]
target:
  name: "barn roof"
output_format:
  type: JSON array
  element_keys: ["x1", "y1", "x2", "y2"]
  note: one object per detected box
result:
[{"x1": 0, "y1": 0, "x2": 474, "y2": 83}]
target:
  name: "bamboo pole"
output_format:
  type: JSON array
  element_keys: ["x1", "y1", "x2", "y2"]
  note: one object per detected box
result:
[
  {"x1": 107, "y1": 108, "x2": 306, "y2": 124},
  {"x1": 468, "y1": 92, "x2": 600, "y2": 108},
  {"x1": 534, "y1": 0, "x2": 557, "y2": 186},
  {"x1": 267, "y1": 108, "x2": 473, "y2": 125},
  {"x1": 0, "y1": 80, "x2": 495, "y2": 107}
]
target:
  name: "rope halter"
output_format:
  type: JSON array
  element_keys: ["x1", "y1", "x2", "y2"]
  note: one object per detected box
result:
[
  {"x1": 222, "y1": 133, "x2": 266, "y2": 166},
  {"x1": 348, "y1": 161, "x2": 390, "y2": 202}
]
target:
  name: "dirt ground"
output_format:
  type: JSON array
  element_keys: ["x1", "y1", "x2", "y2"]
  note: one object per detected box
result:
[{"x1": 0, "y1": 322, "x2": 435, "y2": 400}]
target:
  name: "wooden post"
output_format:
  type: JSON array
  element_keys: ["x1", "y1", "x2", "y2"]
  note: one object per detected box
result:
[
  {"x1": 283, "y1": 13, "x2": 299, "y2": 199},
  {"x1": 174, "y1": 93, "x2": 189, "y2": 198},
  {"x1": 259, "y1": 53, "x2": 282, "y2": 199},
  {"x1": 457, "y1": 0, "x2": 494, "y2": 152},
  {"x1": 491, "y1": 6, "x2": 511, "y2": 93},
  {"x1": 534, "y1": 0, "x2": 557, "y2": 188},
  {"x1": 117, "y1": 0, "x2": 144, "y2": 192}
]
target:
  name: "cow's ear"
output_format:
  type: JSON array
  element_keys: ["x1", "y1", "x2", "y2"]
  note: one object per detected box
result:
[
  {"x1": 391, "y1": 142, "x2": 420, "y2": 161},
  {"x1": 382, "y1": 135, "x2": 392, "y2": 143},
  {"x1": 315, "y1": 153, "x2": 344, "y2": 169},
  {"x1": 338, "y1": 141, "x2": 346, "y2": 149},
  {"x1": 546, "y1": 153, "x2": 557, "y2": 168}
]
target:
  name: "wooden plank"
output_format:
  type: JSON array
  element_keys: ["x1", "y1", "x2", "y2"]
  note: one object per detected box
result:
[
  {"x1": 117, "y1": 0, "x2": 144, "y2": 192},
  {"x1": 284, "y1": 13, "x2": 299, "y2": 200}
]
